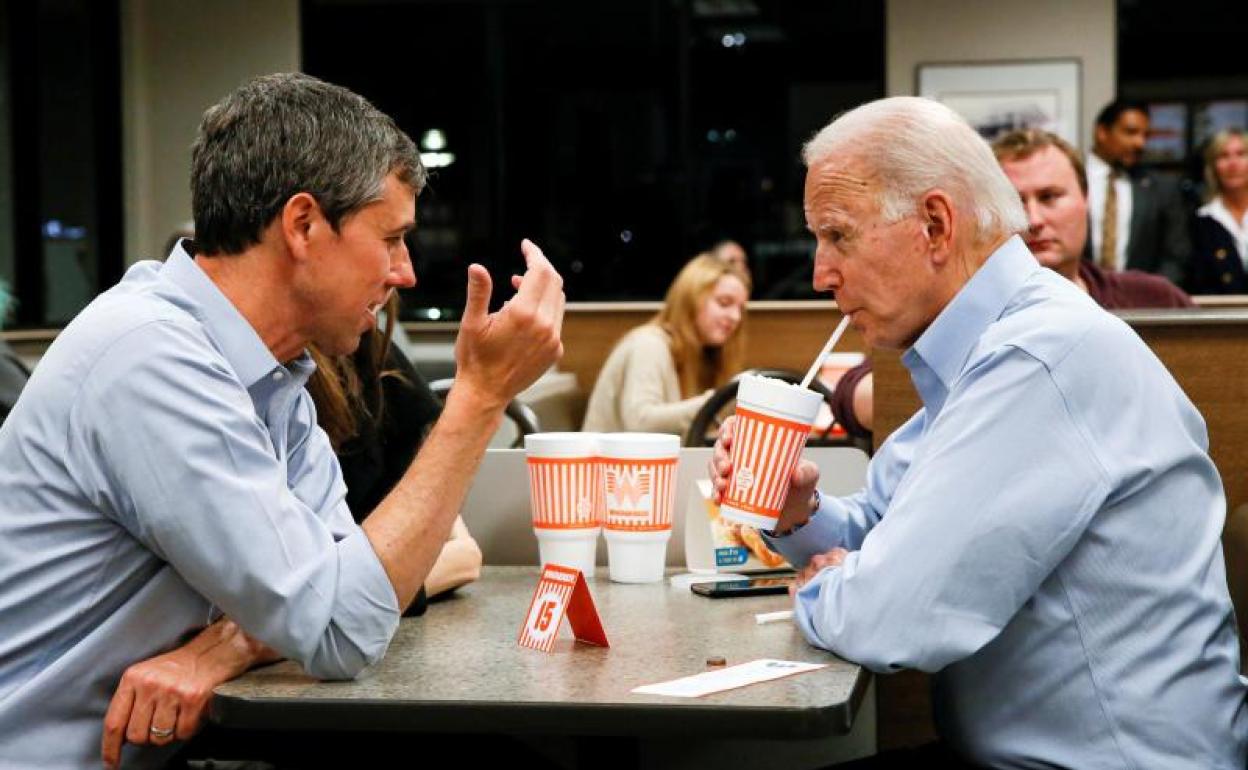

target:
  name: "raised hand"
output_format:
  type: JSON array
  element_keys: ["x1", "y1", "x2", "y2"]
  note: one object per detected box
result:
[{"x1": 453, "y1": 239, "x2": 565, "y2": 412}]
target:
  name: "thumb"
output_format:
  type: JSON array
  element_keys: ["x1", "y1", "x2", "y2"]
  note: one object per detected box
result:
[{"x1": 462, "y1": 264, "x2": 493, "y2": 327}]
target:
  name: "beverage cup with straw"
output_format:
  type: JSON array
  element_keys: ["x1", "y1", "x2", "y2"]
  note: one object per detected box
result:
[{"x1": 719, "y1": 315, "x2": 851, "y2": 530}]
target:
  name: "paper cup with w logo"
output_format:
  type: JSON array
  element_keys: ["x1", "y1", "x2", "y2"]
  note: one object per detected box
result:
[
  {"x1": 599, "y1": 433, "x2": 680, "y2": 583},
  {"x1": 525, "y1": 433, "x2": 602, "y2": 577},
  {"x1": 720, "y1": 375, "x2": 823, "y2": 530}
]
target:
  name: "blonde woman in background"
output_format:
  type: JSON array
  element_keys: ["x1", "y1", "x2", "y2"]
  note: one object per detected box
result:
[
  {"x1": 1190, "y1": 127, "x2": 1248, "y2": 294},
  {"x1": 583, "y1": 253, "x2": 749, "y2": 435}
]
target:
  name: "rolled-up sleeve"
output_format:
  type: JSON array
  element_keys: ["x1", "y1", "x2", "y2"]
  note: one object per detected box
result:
[{"x1": 67, "y1": 321, "x2": 400, "y2": 679}]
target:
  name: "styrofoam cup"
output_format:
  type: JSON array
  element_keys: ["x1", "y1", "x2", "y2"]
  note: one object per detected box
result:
[
  {"x1": 598, "y1": 433, "x2": 679, "y2": 533},
  {"x1": 534, "y1": 526, "x2": 599, "y2": 577},
  {"x1": 720, "y1": 375, "x2": 822, "y2": 530},
  {"x1": 598, "y1": 433, "x2": 679, "y2": 584},
  {"x1": 604, "y1": 529, "x2": 671, "y2": 583},
  {"x1": 525, "y1": 432, "x2": 601, "y2": 531}
]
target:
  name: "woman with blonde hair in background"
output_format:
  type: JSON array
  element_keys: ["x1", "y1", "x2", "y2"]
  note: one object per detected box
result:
[
  {"x1": 1190, "y1": 127, "x2": 1248, "y2": 294},
  {"x1": 583, "y1": 253, "x2": 750, "y2": 435}
]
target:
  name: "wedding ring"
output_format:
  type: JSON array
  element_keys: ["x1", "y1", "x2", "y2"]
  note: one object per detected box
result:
[{"x1": 149, "y1": 725, "x2": 175, "y2": 739}]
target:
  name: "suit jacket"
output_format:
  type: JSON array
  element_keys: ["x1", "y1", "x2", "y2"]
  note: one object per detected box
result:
[
  {"x1": 1083, "y1": 168, "x2": 1192, "y2": 285},
  {"x1": 1189, "y1": 212, "x2": 1248, "y2": 294}
]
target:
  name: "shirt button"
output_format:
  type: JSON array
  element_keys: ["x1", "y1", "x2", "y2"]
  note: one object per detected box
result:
[
  {"x1": 1222, "y1": 273, "x2": 1233, "y2": 285},
  {"x1": 1216, "y1": 249, "x2": 1227, "y2": 260},
  {"x1": 271, "y1": 371, "x2": 285, "y2": 382}
]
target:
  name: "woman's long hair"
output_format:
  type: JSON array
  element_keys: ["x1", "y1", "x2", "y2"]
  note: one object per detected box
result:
[
  {"x1": 653, "y1": 254, "x2": 751, "y2": 398},
  {"x1": 307, "y1": 292, "x2": 405, "y2": 451}
]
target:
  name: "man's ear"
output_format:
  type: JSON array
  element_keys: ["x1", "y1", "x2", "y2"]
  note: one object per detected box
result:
[
  {"x1": 280, "y1": 192, "x2": 323, "y2": 262},
  {"x1": 1093, "y1": 124, "x2": 1108, "y2": 151},
  {"x1": 920, "y1": 189, "x2": 956, "y2": 264}
]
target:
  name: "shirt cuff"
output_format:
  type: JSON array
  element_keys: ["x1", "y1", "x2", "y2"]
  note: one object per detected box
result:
[
  {"x1": 325, "y1": 528, "x2": 401, "y2": 667},
  {"x1": 761, "y1": 491, "x2": 847, "y2": 567}
]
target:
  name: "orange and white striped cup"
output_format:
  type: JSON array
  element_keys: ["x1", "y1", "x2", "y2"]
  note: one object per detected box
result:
[
  {"x1": 525, "y1": 432, "x2": 602, "y2": 576},
  {"x1": 599, "y1": 433, "x2": 680, "y2": 583},
  {"x1": 720, "y1": 375, "x2": 823, "y2": 530}
]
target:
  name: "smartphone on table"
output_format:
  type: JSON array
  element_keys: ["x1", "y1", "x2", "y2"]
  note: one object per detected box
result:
[{"x1": 690, "y1": 572, "x2": 795, "y2": 599}]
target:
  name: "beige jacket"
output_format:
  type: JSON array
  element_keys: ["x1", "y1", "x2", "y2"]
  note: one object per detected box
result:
[{"x1": 581, "y1": 325, "x2": 711, "y2": 436}]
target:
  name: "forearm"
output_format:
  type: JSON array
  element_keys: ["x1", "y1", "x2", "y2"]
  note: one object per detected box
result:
[
  {"x1": 363, "y1": 385, "x2": 502, "y2": 610},
  {"x1": 626, "y1": 391, "x2": 710, "y2": 434}
]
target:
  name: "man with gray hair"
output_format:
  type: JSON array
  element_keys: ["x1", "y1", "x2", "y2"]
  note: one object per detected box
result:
[
  {"x1": 711, "y1": 97, "x2": 1246, "y2": 767},
  {"x1": 0, "y1": 73, "x2": 564, "y2": 768}
]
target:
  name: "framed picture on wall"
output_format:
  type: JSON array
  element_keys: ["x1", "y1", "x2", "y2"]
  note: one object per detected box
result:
[
  {"x1": 1192, "y1": 100, "x2": 1248, "y2": 150},
  {"x1": 916, "y1": 59, "x2": 1082, "y2": 148},
  {"x1": 1143, "y1": 102, "x2": 1188, "y2": 163}
]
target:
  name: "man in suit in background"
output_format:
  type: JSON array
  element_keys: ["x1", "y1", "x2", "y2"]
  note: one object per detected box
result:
[{"x1": 1086, "y1": 100, "x2": 1192, "y2": 285}]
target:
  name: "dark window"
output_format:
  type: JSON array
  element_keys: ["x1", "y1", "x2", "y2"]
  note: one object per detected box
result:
[
  {"x1": 1, "y1": 0, "x2": 123, "y2": 329},
  {"x1": 302, "y1": 0, "x2": 885, "y2": 320}
]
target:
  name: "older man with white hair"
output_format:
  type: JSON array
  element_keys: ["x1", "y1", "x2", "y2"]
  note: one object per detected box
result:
[{"x1": 711, "y1": 97, "x2": 1246, "y2": 768}]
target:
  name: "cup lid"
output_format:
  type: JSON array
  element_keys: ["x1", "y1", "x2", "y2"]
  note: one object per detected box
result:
[
  {"x1": 597, "y1": 432, "x2": 680, "y2": 459},
  {"x1": 525, "y1": 432, "x2": 599, "y2": 457}
]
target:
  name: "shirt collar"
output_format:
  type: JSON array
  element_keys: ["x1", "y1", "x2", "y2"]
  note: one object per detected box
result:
[
  {"x1": 1086, "y1": 152, "x2": 1110, "y2": 180},
  {"x1": 160, "y1": 244, "x2": 295, "y2": 389},
  {"x1": 1199, "y1": 196, "x2": 1248, "y2": 236},
  {"x1": 902, "y1": 236, "x2": 1040, "y2": 408}
]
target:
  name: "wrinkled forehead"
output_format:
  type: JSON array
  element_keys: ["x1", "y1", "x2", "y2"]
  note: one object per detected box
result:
[{"x1": 803, "y1": 155, "x2": 877, "y2": 224}]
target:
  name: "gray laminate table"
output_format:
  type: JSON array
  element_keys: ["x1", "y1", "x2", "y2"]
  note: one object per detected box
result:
[{"x1": 210, "y1": 566, "x2": 873, "y2": 767}]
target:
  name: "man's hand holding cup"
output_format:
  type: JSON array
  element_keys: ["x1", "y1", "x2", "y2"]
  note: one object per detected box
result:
[{"x1": 709, "y1": 415, "x2": 822, "y2": 535}]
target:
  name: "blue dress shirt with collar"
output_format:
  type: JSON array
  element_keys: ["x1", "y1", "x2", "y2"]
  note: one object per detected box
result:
[
  {"x1": 767, "y1": 236, "x2": 1247, "y2": 768},
  {"x1": 0, "y1": 246, "x2": 400, "y2": 768}
]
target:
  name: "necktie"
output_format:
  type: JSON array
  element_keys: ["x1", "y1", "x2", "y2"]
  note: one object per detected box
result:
[{"x1": 1100, "y1": 169, "x2": 1119, "y2": 271}]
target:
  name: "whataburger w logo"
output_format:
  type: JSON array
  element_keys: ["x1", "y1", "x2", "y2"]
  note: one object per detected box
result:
[
  {"x1": 606, "y1": 466, "x2": 652, "y2": 509},
  {"x1": 601, "y1": 457, "x2": 677, "y2": 531}
]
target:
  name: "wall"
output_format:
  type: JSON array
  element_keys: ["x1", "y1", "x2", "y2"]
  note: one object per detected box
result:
[
  {"x1": 886, "y1": 0, "x2": 1115, "y2": 151},
  {"x1": 121, "y1": 0, "x2": 300, "y2": 263}
]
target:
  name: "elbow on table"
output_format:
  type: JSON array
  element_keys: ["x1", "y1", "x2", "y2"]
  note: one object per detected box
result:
[
  {"x1": 805, "y1": 589, "x2": 986, "y2": 675},
  {"x1": 299, "y1": 617, "x2": 397, "y2": 681},
  {"x1": 810, "y1": 621, "x2": 952, "y2": 675}
]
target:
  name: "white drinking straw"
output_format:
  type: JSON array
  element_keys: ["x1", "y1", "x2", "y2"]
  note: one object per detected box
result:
[
  {"x1": 755, "y1": 609, "x2": 795, "y2": 625},
  {"x1": 799, "y1": 314, "x2": 852, "y2": 389}
]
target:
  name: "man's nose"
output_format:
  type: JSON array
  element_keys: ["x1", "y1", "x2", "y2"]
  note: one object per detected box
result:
[
  {"x1": 390, "y1": 244, "x2": 417, "y2": 288},
  {"x1": 1024, "y1": 199, "x2": 1045, "y2": 231},
  {"x1": 812, "y1": 252, "x2": 839, "y2": 293}
]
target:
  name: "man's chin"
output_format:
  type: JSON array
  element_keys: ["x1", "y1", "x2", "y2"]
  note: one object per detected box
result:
[{"x1": 315, "y1": 334, "x2": 363, "y2": 359}]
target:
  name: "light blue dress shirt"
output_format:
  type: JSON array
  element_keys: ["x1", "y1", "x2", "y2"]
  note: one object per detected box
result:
[
  {"x1": 768, "y1": 236, "x2": 1247, "y2": 768},
  {"x1": 0, "y1": 246, "x2": 400, "y2": 768}
]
